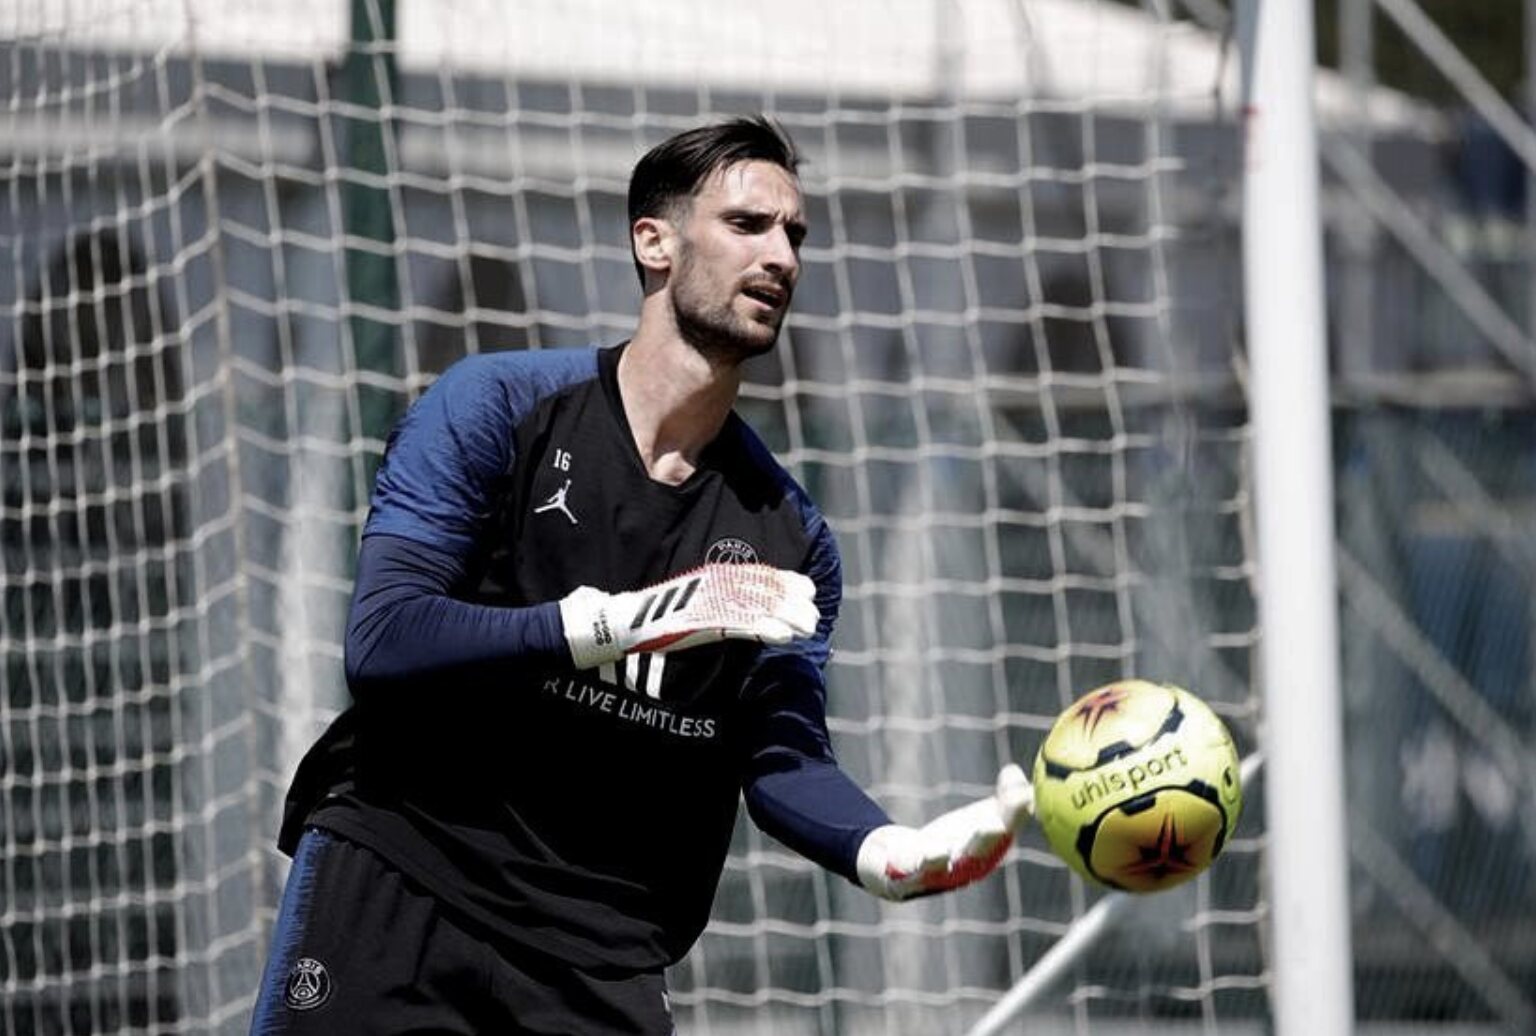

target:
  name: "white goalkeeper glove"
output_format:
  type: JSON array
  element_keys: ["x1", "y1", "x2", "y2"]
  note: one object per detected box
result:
[
  {"x1": 856, "y1": 764, "x2": 1033, "y2": 902},
  {"x1": 559, "y1": 563, "x2": 820, "y2": 670}
]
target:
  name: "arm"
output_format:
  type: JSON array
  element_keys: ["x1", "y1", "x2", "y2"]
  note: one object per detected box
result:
[
  {"x1": 343, "y1": 532, "x2": 566, "y2": 692},
  {"x1": 345, "y1": 531, "x2": 819, "y2": 693},
  {"x1": 740, "y1": 655, "x2": 892, "y2": 880},
  {"x1": 740, "y1": 498, "x2": 1029, "y2": 900},
  {"x1": 738, "y1": 497, "x2": 887, "y2": 878},
  {"x1": 341, "y1": 355, "x2": 573, "y2": 696},
  {"x1": 345, "y1": 354, "x2": 818, "y2": 694},
  {"x1": 740, "y1": 656, "x2": 1031, "y2": 900}
]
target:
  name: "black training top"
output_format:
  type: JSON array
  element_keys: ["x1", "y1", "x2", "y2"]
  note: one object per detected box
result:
[{"x1": 281, "y1": 344, "x2": 890, "y2": 973}]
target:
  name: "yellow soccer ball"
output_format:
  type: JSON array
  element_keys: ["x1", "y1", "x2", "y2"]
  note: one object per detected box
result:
[{"x1": 1032, "y1": 680, "x2": 1242, "y2": 893}]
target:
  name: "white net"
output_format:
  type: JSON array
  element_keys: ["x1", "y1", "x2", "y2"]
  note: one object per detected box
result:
[{"x1": 0, "y1": 1, "x2": 1270, "y2": 1033}]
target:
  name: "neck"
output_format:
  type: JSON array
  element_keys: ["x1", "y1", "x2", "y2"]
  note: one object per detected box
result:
[{"x1": 618, "y1": 308, "x2": 744, "y2": 485}]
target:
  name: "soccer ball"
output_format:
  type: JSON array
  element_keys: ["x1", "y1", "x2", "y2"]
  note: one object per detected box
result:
[{"x1": 1032, "y1": 680, "x2": 1242, "y2": 893}]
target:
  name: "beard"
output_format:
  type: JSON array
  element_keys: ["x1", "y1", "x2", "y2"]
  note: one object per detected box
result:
[{"x1": 669, "y1": 252, "x2": 787, "y2": 363}]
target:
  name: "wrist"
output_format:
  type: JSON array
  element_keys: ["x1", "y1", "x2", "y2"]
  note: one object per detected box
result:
[
  {"x1": 855, "y1": 824, "x2": 915, "y2": 901},
  {"x1": 559, "y1": 586, "x2": 626, "y2": 669}
]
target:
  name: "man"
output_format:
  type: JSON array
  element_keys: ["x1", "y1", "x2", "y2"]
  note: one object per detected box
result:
[{"x1": 252, "y1": 116, "x2": 1030, "y2": 1035}]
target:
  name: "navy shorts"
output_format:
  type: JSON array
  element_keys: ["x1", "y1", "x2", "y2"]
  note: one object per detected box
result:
[{"x1": 250, "y1": 829, "x2": 677, "y2": 1035}]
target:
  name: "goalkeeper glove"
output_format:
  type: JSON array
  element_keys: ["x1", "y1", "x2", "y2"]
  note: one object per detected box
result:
[
  {"x1": 560, "y1": 563, "x2": 819, "y2": 670},
  {"x1": 856, "y1": 764, "x2": 1033, "y2": 902}
]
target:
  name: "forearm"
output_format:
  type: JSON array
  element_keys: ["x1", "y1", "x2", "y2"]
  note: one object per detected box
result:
[
  {"x1": 344, "y1": 533, "x2": 567, "y2": 690},
  {"x1": 739, "y1": 654, "x2": 891, "y2": 880},
  {"x1": 739, "y1": 656, "x2": 1030, "y2": 900},
  {"x1": 744, "y1": 757, "x2": 890, "y2": 881}
]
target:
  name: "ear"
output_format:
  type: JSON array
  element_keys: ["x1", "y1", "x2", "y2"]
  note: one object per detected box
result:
[{"x1": 632, "y1": 216, "x2": 674, "y2": 280}]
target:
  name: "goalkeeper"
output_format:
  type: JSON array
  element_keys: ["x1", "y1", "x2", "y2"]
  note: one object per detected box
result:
[{"x1": 252, "y1": 116, "x2": 1031, "y2": 1035}]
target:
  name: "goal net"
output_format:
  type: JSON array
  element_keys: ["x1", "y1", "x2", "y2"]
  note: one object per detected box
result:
[{"x1": 2, "y1": 1, "x2": 1266, "y2": 1033}]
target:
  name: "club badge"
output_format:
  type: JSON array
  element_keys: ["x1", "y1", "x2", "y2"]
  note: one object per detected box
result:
[
  {"x1": 284, "y1": 956, "x2": 333, "y2": 1011},
  {"x1": 705, "y1": 537, "x2": 758, "y2": 565}
]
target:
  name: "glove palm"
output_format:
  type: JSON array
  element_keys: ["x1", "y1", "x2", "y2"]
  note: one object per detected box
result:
[{"x1": 857, "y1": 764, "x2": 1033, "y2": 901}]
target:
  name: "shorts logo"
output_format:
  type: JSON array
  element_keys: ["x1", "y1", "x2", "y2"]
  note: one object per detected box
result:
[
  {"x1": 284, "y1": 957, "x2": 333, "y2": 1011},
  {"x1": 705, "y1": 537, "x2": 758, "y2": 565}
]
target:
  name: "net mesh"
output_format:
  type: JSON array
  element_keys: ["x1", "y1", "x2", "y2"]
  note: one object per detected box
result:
[{"x1": 0, "y1": 2, "x2": 1270, "y2": 1033}]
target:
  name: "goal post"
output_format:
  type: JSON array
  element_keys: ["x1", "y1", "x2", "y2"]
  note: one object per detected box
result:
[{"x1": 1236, "y1": 1, "x2": 1356, "y2": 1034}]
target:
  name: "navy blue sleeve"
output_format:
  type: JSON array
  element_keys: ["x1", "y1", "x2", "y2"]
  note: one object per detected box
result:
[
  {"x1": 739, "y1": 487, "x2": 890, "y2": 882},
  {"x1": 740, "y1": 657, "x2": 890, "y2": 882},
  {"x1": 342, "y1": 350, "x2": 597, "y2": 696},
  {"x1": 343, "y1": 533, "x2": 566, "y2": 692}
]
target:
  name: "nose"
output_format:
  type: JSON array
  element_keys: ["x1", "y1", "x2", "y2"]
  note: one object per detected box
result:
[{"x1": 762, "y1": 225, "x2": 800, "y2": 281}]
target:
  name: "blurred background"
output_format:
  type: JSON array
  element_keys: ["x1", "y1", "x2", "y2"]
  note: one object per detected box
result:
[{"x1": 1, "y1": 1, "x2": 1532, "y2": 1033}]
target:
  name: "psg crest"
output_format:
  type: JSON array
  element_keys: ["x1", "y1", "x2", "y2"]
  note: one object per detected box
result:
[
  {"x1": 284, "y1": 956, "x2": 333, "y2": 1011},
  {"x1": 705, "y1": 537, "x2": 758, "y2": 565}
]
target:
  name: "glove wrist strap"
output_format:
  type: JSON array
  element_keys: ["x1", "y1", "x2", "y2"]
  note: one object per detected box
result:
[
  {"x1": 560, "y1": 588, "x2": 625, "y2": 669},
  {"x1": 855, "y1": 825, "x2": 907, "y2": 901}
]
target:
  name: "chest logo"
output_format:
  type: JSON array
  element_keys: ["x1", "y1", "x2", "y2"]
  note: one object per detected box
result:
[
  {"x1": 706, "y1": 537, "x2": 759, "y2": 565},
  {"x1": 533, "y1": 478, "x2": 578, "y2": 525}
]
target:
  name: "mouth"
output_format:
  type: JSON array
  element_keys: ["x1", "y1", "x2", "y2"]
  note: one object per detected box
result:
[{"x1": 741, "y1": 281, "x2": 789, "y2": 311}]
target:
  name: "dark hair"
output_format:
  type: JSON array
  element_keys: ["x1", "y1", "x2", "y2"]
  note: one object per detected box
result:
[{"x1": 627, "y1": 115, "x2": 801, "y2": 282}]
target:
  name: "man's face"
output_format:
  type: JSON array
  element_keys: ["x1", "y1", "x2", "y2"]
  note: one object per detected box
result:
[{"x1": 667, "y1": 160, "x2": 806, "y2": 361}]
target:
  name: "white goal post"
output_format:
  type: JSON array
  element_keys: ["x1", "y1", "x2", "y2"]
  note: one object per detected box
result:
[
  {"x1": 967, "y1": 6, "x2": 1358, "y2": 1035},
  {"x1": 1236, "y1": 1, "x2": 1355, "y2": 1034}
]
